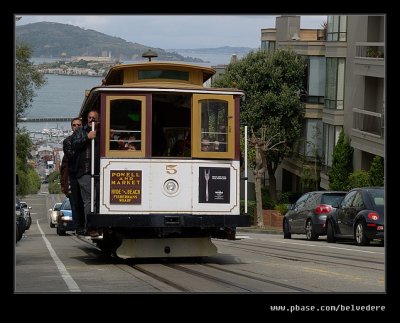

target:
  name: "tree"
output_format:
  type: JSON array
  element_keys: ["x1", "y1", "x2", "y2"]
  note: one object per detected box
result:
[
  {"x1": 298, "y1": 124, "x2": 322, "y2": 192},
  {"x1": 16, "y1": 132, "x2": 32, "y2": 162},
  {"x1": 368, "y1": 156, "x2": 384, "y2": 186},
  {"x1": 16, "y1": 43, "x2": 46, "y2": 124},
  {"x1": 328, "y1": 130, "x2": 353, "y2": 190},
  {"x1": 249, "y1": 126, "x2": 286, "y2": 227},
  {"x1": 213, "y1": 49, "x2": 305, "y2": 227},
  {"x1": 48, "y1": 171, "x2": 62, "y2": 194},
  {"x1": 16, "y1": 43, "x2": 45, "y2": 196},
  {"x1": 16, "y1": 132, "x2": 41, "y2": 196}
]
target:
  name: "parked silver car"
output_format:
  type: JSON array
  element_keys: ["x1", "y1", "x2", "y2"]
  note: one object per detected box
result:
[
  {"x1": 56, "y1": 198, "x2": 75, "y2": 236},
  {"x1": 49, "y1": 202, "x2": 63, "y2": 228}
]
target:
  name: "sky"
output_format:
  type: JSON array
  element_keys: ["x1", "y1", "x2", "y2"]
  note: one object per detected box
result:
[{"x1": 15, "y1": 15, "x2": 327, "y2": 49}]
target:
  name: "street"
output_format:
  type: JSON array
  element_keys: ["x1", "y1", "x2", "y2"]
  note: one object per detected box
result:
[{"x1": 15, "y1": 193, "x2": 385, "y2": 294}]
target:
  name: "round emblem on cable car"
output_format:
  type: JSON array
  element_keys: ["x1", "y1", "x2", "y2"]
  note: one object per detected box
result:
[{"x1": 163, "y1": 179, "x2": 179, "y2": 195}]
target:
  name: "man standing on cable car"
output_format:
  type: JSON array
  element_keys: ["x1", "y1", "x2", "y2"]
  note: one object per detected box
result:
[
  {"x1": 70, "y1": 109, "x2": 100, "y2": 237},
  {"x1": 62, "y1": 117, "x2": 84, "y2": 234}
]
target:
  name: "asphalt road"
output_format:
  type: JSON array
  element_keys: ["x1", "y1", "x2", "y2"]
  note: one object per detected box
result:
[{"x1": 15, "y1": 192, "x2": 385, "y2": 295}]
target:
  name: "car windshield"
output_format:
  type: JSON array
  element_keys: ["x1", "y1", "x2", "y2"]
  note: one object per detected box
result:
[
  {"x1": 321, "y1": 193, "x2": 345, "y2": 206},
  {"x1": 54, "y1": 203, "x2": 62, "y2": 211},
  {"x1": 62, "y1": 200, "x2": 71, "y2": 210}
]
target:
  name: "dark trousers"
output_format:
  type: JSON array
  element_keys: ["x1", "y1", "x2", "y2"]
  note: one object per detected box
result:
[
  {"x1": 69, "y1": 177, "x2": 84, "y2": 228},
  {"x1": 77, "y1": 174, "x2": 98, "y2": 229}
]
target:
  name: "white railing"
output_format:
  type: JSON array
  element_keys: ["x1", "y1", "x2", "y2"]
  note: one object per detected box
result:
[
  {"x1": 353, "y1": 108, "x2": 384, "y2": 138},
  {"x1": 355, "y1": 42, "x2": 384, "y2": 59}
]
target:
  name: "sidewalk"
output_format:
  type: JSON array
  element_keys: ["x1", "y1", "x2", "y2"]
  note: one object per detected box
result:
[{"x1": 237, "y1": 225, "x2": 283, "y2": 235}]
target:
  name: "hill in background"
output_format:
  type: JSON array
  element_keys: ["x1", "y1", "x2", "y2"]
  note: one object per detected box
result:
[
  {"x1": 15, "y1": 22, "x2": 204, "y2": 62},
  {"x1": 168, "y1": 46, "x2": 256, "y2": 56}
]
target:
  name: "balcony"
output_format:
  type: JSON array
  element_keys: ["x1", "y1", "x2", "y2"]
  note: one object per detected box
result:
[
  {"x1": 354, "y1": 42, "x2": 385, "y2": 78},
  {"x1": 353, "y1": 108, "x2": 383, "y2": 138},
  {"x1": 352, "y1": 108, "x2": 384, "y2": 156}
]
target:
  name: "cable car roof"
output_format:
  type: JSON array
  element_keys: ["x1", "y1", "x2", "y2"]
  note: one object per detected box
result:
[{"x1": 102, "y1": 61, "x2": 216, "y2": 86}]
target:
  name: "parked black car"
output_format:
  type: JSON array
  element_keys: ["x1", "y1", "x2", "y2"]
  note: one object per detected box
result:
[
  {"x1": 326, "y1": 187, "x2": 384, "y2": 246},
  {"x1": 20, "y1": 201, "x2": 32, "y2": 230},
  {"x1": 283, "y1": 191, "x2": 347, "y2": 240},
  {"x1": 15, "y1": 198, "x2": 25, "y2": 242}
]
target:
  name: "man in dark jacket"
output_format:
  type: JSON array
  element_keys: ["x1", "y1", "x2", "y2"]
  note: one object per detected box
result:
[
  {"x1": 70, "y1": 110, "x2": 100, "y2": 236},
  {"x1": 62, "y1": 117, "x2": 84, "y2": 232}
]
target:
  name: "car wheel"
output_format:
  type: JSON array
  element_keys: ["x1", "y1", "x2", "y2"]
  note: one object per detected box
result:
[
  {"x1": 57, "y1": 226, "x2": 66, "y2": 236},
  {"x1": 20, "y1": 218, "x2": 26, "y2": 234},
  {"x1": 283, "y1": 219, "x2": 291, "y2": 239},
  {"x1": 355, "y1": 221, "x2": 370, "y2": 246},
  {"x1": 25, "y1": 217, "x2": 32, "y2": 230},
  {"x1": 326, "y1": 220, "x2": 336, "y2": 243},
  {"x1": 16, "y1": 223, "x2": 23, "y2": 242},
  {"x1": 305, "y1": 220, "x2": 319, "y2": 240}
]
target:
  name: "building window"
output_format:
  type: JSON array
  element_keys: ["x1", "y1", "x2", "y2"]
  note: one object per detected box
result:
[
  {"x1": 261, "y1": 40, "x2": 275, "y2": 51},
  {"x1": 298, "y1": 119, "x2": 322, "y2": 160},
  {"x1": 327, "y1": 16, "x2": 347, "y2": 41},
  {"x1": 305, "y1": 56, "x2": 325, "y2": 104},
  {"x1": 322, "y1": 123, "x2": 343, "y2": 168},
  {"x1": 324, "y1": 58, "x2": 345, "y2": 110}
]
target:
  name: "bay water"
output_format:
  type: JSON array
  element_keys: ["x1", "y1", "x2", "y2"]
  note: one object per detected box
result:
[{"x1": 21, "y1": 52, "x2": 240, "y2": 133}]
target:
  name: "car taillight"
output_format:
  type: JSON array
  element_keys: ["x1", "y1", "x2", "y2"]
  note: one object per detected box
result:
[
  {"x1": 367, "y1": 212, "x2": 380, "y2": 221},
  {"x1": 315, "y1": 204, "x2": 333, "y2": 214}
]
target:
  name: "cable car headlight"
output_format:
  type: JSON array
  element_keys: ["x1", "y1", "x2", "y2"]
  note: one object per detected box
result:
[{"x1": 163, "y1": 179, "x2": 179, "y2": 195}]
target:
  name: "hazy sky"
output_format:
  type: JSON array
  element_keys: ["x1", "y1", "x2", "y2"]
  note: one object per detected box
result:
[{"x1": 16, "y1": 15, "x2": 327, "y2": 49}]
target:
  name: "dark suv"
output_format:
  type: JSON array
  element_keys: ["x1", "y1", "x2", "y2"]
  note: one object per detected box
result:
[{"x1": 283, "y1": 191, "x2": 346, "y2": 240}]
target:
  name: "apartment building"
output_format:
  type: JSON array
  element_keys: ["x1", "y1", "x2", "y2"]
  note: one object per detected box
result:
[{"x1": 260, "y1": 15, "x2": 385, "y2": 193}]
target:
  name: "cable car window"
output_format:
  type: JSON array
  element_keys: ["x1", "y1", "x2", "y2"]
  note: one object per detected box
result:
[
  {"x1": 109, "y1": 98, "x2": 142, "y2": 151},
  {"x1": 138, "y1": 70, "x2": 189, "y2": 81},
  {"x1": 200, "y1": 100, "x2": 228, "y2": 153}
]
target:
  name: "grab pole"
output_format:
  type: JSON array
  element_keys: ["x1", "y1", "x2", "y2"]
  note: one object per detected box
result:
[
  {"x1": 244, "y1": 125, "x2": 248, "y2": 214},
  {"x1": 90, "y1": 121, "x2": 95, "y2": 213}
]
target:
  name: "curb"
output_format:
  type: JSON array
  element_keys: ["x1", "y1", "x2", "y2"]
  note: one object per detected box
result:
[{"x1": 237, "y1": 227, "x2": 283, "y2": 235}]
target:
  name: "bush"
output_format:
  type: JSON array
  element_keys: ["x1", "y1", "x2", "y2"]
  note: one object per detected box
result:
[
  {"x1": 348, "y1": 170, "x2": 369, "y2": 189},
  {"x1": 261, "y1": 186, "x2": 275, "y2": 209},
  {"x1": 328, "y1": 130, "x2": 353, "y2": 190},
  {"x1": 241, "y1": 200, "x2": 256, "y2": 225},
  {"x1": 274, "y1": 203, "x2": 289, "y2": 215},
  {"x1": 369, "y1": 156, "x2": 384, "y2": 186}
]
